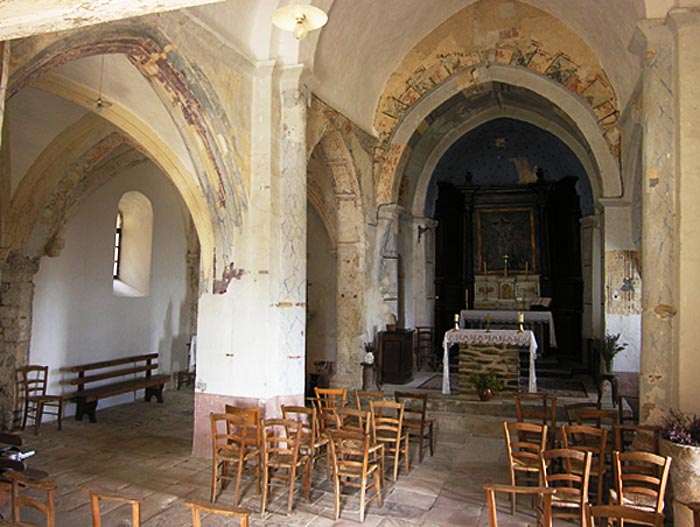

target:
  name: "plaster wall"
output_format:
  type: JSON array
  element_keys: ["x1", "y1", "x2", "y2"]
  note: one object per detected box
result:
[
  {"x1": 7, "y1": 86, "x2": 87, "y2": 194},
  {"x1": 29, "y1": 160, "x2": 191, "y2": 416}
]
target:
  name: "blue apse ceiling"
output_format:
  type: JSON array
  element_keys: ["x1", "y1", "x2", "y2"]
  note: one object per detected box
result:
[{"x1": 425, "y1": 118, "x2": 594, "y2": 217}]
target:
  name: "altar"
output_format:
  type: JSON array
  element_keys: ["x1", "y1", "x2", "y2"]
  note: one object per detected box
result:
[
  {"x1": 459, "y1": 309, "x2": 557, "y2": 348},
  {"x1": 442, "y1": 329, "x2": 538, "y2": 396}
]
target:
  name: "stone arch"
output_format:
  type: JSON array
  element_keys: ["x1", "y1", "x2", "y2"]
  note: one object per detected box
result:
[
  {"x1": 8, "y1": 21, "x2": 246, "y2": 289},
  {"x1": 309, "y1": 123, "x2": 366, "y2": 387},
  {"x1": 378, "y1": 63, "x2": 621, "y2": 207}
]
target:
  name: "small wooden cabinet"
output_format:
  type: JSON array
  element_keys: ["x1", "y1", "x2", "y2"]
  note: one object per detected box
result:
[{"x1": 378, "y1": 329, "x2": 414, "y2": 385}]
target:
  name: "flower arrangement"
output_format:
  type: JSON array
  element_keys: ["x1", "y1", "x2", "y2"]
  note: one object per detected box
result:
[
  {"x1": 592, "y1": 332, "x2": 628, "y2": 372},
  {"x1": 471, "y1": 372, "x2": 503, "y2": 391},
  {"x1": 363, "y1": 342, "x2": 375, "y2": 365},
  {"x1": 662, "y1": 409, "x2": 700, "y2": 446}
]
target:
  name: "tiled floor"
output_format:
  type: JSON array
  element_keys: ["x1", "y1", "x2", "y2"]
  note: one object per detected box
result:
[{"x1": 11, "y1": 387, "x2": 567, "y2": 526}]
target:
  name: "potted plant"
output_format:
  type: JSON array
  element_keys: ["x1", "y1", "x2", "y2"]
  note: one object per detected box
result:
[
  {"x1": 659, "y1": 409, "x2": 700, "y2": 527},
  {"x1": 471, "y1": 372, "x2": 503, "y2": 401},
  {"x1": 591, "y1": 332, "x2": 628, "y2": 373}
]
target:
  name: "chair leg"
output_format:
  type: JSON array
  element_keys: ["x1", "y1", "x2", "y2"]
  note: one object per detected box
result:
[
  {"x1": 374, "y1": 469, "x2": 383, "y2": 507},
  {"x1": 287, "y1": 465, "x2": 296, "y2": 514},
  {"x1": 393, "y1": 447, "x2": 400, "y2": 481},
  {"x1": 418, "y1": 431, "x2": 424, "y2": 463},
  {"x1": 509, "y1": 468, "x2": 517, "y2": 515},
  {"x1": 429, "y1": 423, "x2": 434, "y2": 456},
  {"x1": 404, "y1": 436, "x2": 410, "y2": 474},
  {"x1": 21, "y1": 400, "x2": 29, "y2": 431},
  {"x1": 211, "y1": 460, "x2": 219, "y2": 502},
  {"x1": 34, "y1": 401, "x2": 44, "y2": 435},
  {"x1": 261, "y1": 466, "x2": 269, "y2": 514},
  {"x1": 233, "y1": 457, "x2": 244, "y2": 507},
  {"x1": 359, "y1": 475, "x2": 367, "y2": 523},
  {"x1": 56, "y1": 401, "x2": 62, "y2": 431},
  {"x1": 333, "y1": 472, "x2": 340, "y2": 520}
]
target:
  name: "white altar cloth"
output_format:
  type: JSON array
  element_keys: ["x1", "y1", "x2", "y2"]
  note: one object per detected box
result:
[
  {"x1": 459, "y1": 309, "x2": 557, "y2": 348},
  {"x1": 441, "y1": 329, "x2": 538, "y2": 395}
]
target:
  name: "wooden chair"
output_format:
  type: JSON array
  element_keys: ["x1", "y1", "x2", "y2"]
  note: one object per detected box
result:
[
  {"x1": 613, "y1": 424, "x2": 661, "y2": 453},
  {"x1": 18, "y1": 365, "x2": 63, "y2": 434},
  {"x1": 281, "y1": 405, "x2": 330, "y2": 477},
  {"x1": 415, "y1": 326, "x2": 436, "y2": 371},
  {"x1": 328, "y1": 429, "x2": 383, "y2": 522},
  {"x1": 5, "y1": 471, "x2": 56, "y2": 527},
  {"x1": 561, "y1": 424, "x2": 608, "y2": 505},
  {"x1": 576, "y1": 408, "x2": 619, "y2": 429},
  {"x1": 610, "y1": 450, "x2": 671, "y2": 518},
  {"x1": 184, "y1": 499, "x2": 251, "y2": 527},
  {"x1": 539, "y1": 448, "x2": 592, "y2": 526},
  {"x1": 354, "y1": 390, "x2": 384, "y2": 412},
  {"x1": 210, "y1": 412, "x2": 256, "y2": 506},
  {"x1": 223, "y1": 404, "x2": 262, "y2": 499},
  {"x1": 503, "y1": 421, "x2": 548, "y2": 514},
  {"x1": 335, "y1": 407, "x2": 372, "y2": 435},
  {"x1": 564, "y1": 401, "x2": 602, "y2": 425},
  {"x1": 394, "y1": 391, "x2": 434, "y2": 462},
  {"x1": 586, "y1": 504, "x2": 664, "y2": 527},
  {"x1": 370, "y1": 400, "x2": 409, "y2": 481},
  {"x1": 260, "y1": 418, "x2": 310, "y2": 514},
  {"x1": 483, "y1": 484, "x2": 555, "y2": 527},
  {"x1": 514, "y1": 393, "x2": 557, "y2": 446},
  {"x1": 315, "y1": 388, "x2": 347, "y2": 436},
  {"x1": 81, "y1": 486, "x2": 142, "y2": 527}
]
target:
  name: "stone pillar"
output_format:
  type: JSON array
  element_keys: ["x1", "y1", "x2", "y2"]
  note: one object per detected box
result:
[
  {"x1": 669, "y1": 9, "x2": 700, "y2": 415},
  {"x1": 191, "y1": 63, "x2": 307, "y2": 456},
  {"x1": 580, "y1": 214, "x2": 603, "y2": 346},
  {"x1": 332, "y1": 183, "x2": 365, "y2": 389},
  {"x1": 412, "y1": 217, "x2": 437, "y2": 327},
  {"x1": 0, "y1": 252, "x2": 39, "y2": 429},
  {"x1": 377, "y1": 204, "x2": 403, "y2": 323},
  {"x1": 638, "y1": 19, "x2": 677, "y2": 422}
]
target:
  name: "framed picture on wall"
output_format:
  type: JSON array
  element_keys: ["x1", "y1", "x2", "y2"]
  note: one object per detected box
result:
[{"x1": 476, "y1": 207, "x2": 536, "y2": 274}]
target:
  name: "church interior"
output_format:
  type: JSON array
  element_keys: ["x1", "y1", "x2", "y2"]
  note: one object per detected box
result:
[{"x1": 0, "y1": 0, "x2": 699, "y2": 524}]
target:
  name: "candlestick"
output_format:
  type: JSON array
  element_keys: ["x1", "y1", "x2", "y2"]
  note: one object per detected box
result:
[
  {"x1": 454, "y1": 313, "x2": 460, "y2": 331},
  {"x1": 517, "y1": 311, "x2": 524, "y2": 333},
  {"x1": 485, "y1": 313, "x2": 492, "y2": 333}
]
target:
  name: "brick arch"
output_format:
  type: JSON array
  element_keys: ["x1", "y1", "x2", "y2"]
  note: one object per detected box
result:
[{"x1": 8, "y1": 22, "x2": 246, "y2": 289}]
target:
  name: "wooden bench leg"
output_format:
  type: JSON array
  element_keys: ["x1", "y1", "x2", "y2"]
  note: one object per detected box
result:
[
  {"x1": 75, "y1": 400, "x2": 98, "y2": 423},
  {"x1": 145, "y1": 385, "x2": 164, "y2": 403}
]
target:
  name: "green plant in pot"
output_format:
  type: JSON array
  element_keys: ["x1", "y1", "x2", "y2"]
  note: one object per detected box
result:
[
  {"x1": 659, "y1": 409, "x2": 700, "y2": 527},
  {"x1": 591, "y1": 332, "x2": 628, "y2": 373},
  {"x1": 471, "y1": 372, "x2": 503, "y2": 401}
]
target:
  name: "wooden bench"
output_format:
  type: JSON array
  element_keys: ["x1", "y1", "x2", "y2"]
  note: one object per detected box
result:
[{"x1": 65, "y1": 353, "x2": 169, "y2": 423}]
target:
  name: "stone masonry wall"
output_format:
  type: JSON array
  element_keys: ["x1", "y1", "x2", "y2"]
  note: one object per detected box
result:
[{"x1": 458, "y1": 343, "x2": 520, "y2": 393}]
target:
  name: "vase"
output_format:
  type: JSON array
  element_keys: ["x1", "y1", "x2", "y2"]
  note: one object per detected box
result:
[
  {"x1": 659, "y1": 438, "x2": 700, "y2": 526},
  {"x1": 477, "y1": 388, "x2": 493, "y2": 401}
]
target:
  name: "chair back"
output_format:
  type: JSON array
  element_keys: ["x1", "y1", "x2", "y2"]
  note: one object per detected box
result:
[
  {"x1": 18, "y1": 365, "x2": 49, "y2": 398},
  {"x1": 370, "y1": 400, "x2": 404, "y2": 443},
  {"x1": 261, "y1": 418, "x2": 303, "y2": 466},
  {"x1": 561, "y1": 424, "x2": 608, "y2": 505},
  {"x1": 281, "y1": 405, "x2": 317, "y2": 451},
  {"x1": 503, "y1": 421, "x2": 548, "y2": 472},
  {"x1": 314, "y1": 387, "x2": 347, "y2": 409},
  {"x1": 540, "y1": 448, "x2": 592, "y2": 525},
  {"x1": 335, "y1": 407, "x2": 371, "y2": 435},
  {"x1": 612, "y1": 450, "x2": 671, "y2": 514},
  {"x1": 81, "y1": 486, "x2": 142, "y2": 527},
  {"x1": 224, "y1": 405, "x2": 261, "y2": 449},
  {"x1": 564, "y1": 402, "x2": 601, "y2": 425},
  {"x1": 586, "y1": 504, "x2": 664, "y2": 527},
  {"x1": 483, "y1": 484, "x2": 555, "y2": 527},
  {"x1": 185, "y1": 499, "x2": 251, "y2": 526},
  {"x1": 575, "y1": 409, "x2": 619, "y2": 429},
  {"x1": 328, "y1": 429, "x2": 372, "y2": 475},
  {"x1": 394, "y1": 391, "x2": 427, "y2": 427},
  {"x1": 354, "y1": 390, "x2": 384, "y2": 412},
  {"x1": 210, "y1": 413, "x2": 249, "y2": 460},
  {"x1": 613, "y1": 423, "x2": 661, "y2": 453},
  {"x1": 6, "y1": 471, "x2": 56, "y2": 527}
]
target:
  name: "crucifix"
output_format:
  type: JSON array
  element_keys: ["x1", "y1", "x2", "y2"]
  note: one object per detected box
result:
[{"x1": 503, "y1": 253, "x2": 510, "y2": 277}]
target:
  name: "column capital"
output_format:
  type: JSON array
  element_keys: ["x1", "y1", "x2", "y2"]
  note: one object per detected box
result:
[
  {"x1": 376, "y1": 203, "x2": 403, "y2": 222},
  {"x1": 668, "y1": 7, "x2": 700, "y2": 32}
]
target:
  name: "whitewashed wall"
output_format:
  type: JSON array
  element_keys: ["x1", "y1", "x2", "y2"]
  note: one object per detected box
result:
[{"x1": 30, "y1": 161, "x2": 191, "y2": 415}]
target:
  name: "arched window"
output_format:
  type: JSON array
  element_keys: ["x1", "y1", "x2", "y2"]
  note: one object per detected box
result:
[
  {"x1": 112, "y1": 191, "x2": 153, "y2": 297},
  {"x1": 113, "y1": 211, "x2": 123, "y2": 279}
]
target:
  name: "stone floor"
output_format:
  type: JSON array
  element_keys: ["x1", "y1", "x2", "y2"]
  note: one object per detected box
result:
[{"x1": 11, "y1": 387, "x2": 577, "y2": 526}]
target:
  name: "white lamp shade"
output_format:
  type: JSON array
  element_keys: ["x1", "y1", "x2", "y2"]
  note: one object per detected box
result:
[{"x1": 271, "y1": 3, "x2": 328, "y2": 33}]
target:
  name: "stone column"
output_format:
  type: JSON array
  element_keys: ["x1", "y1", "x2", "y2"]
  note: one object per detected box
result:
[
  {"x1": 638, "y1": 20, "x2": 677, "y2": 422},
  {"x1": 0, "y1": 252, "x2": 39, "y2": 429},
  {"x1": 669, "y1": 9, "x2": 700, "y2": 415},
  {"x1": 377, "y1": 204, "x2": 403, "y2": 323}
]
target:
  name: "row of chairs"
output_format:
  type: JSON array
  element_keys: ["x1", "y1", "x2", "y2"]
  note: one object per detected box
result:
[
  {"x1": 210, "y1": 387, "x2": 436, "y2": 522},
  {"x1": 503, "y1": 421, "x2": 671, "y2": 525},
  {"x1": 2, "y1": 473, "x2": 250, "y2": 526}
]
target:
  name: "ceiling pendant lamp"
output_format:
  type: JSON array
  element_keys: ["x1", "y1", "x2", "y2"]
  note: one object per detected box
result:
[{"x1": 271, "y1": 1, "x2": 328, "y2": 40}]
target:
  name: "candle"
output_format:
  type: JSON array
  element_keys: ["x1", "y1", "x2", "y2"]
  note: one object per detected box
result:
[
  {"x1": 454, "y1": 313, "x2": 460, "y2": 330},
  {"x1": 517, "y1": 312, "x2": 524, "y2": 323}
]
